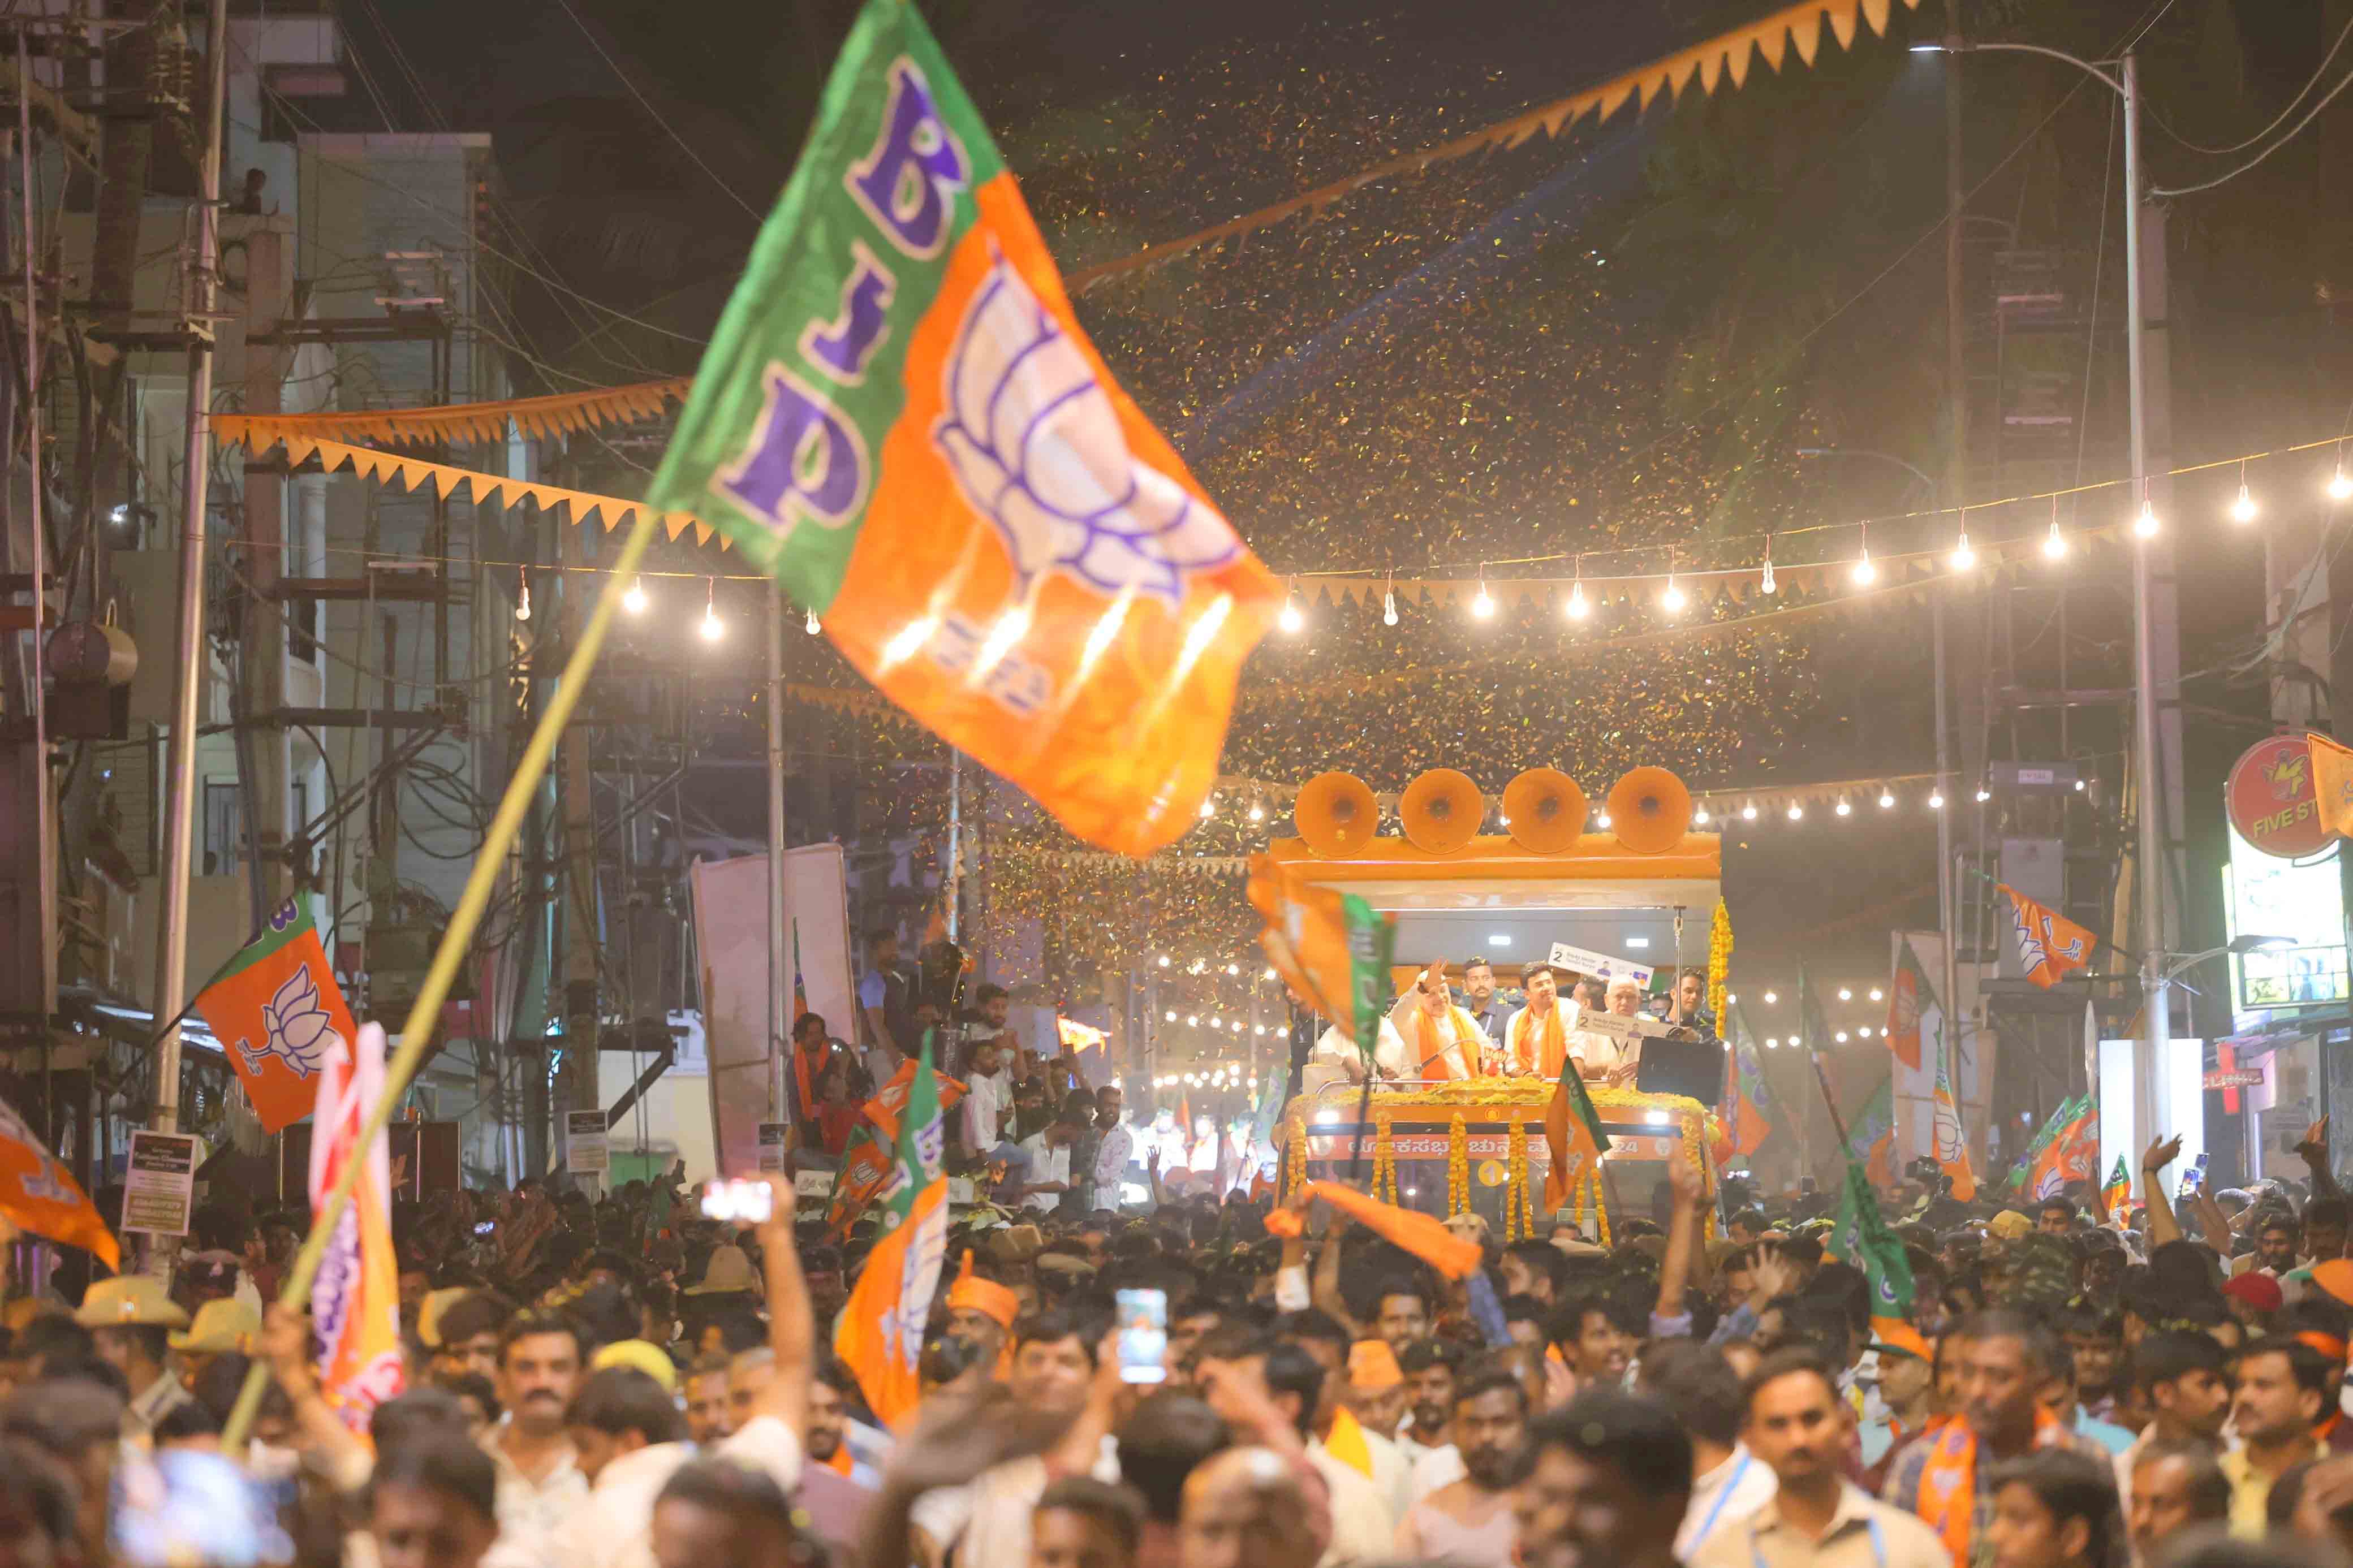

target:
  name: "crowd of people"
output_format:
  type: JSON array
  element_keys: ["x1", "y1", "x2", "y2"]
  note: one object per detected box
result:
[{"x1": 7, "y1": 1090, "x2": 2353, "y2": 1568}]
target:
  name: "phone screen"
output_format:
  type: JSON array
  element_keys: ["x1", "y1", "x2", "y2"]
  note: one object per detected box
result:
[
  {"x1": 1115, "y1": 1288, "x2": 1168, "y2": 1385},
  {"x1": 701, "y1": 1178, "x2": 773, "y2": 1224}
]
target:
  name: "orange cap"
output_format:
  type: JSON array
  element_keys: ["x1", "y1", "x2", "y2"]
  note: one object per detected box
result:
[
  {"x1": 1348, "y1": 1338, "x2": 1403, "y2": 1391},
  {"x1": 2312, "y1": 1259, "x2": 2353, "y2": 1310},
  {"x1": 946, "y1": 1249, "x2": 1020, "y2": 1331},
  {"x1": 1870, "y1": 1321, "x2": 1933, "y2": 1364}
]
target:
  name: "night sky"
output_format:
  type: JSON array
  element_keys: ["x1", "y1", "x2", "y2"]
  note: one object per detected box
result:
[{"x1": 339, "y1": 0, "x2": 2309, "y2": 1051}]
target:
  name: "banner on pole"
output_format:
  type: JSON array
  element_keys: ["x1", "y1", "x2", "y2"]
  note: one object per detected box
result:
[{"x1": 309, "y1": 1022, "x2": 406, "y2": 1429}]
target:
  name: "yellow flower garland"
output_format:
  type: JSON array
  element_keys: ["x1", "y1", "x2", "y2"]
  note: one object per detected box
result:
[
  {"x1": 1371, "y1": 1110, "x2": 1399, "y2": 1204},
  {"x1": 1447, "y1": 1113, "x2": 1470, "y2": 1216},
  {"x1": 1709, "y1": 899, "x2": 1734, "y2": 1025},
  {"x1": 1505, "y1": 1118, "x2": 1535, "y2": 1240}
]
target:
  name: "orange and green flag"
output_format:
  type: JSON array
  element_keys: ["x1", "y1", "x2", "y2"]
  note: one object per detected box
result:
[
  {"x1": 192, "y1": 896, "x2": 359, "y2": 1134},
  {"x1": 648, "y1": 0, "x2": 1278, "y2": 856},
  {"x1": 834, "y1": 1029, "x2": 949, "y2": 1425},
  {"x1": 1246, "y1": 854, "x2": 1395, "y2": 1054},
  {"x1": 2102, "y1": 1155, "x2": 2131, "y2": 1220},
  {"x1": 0, "y1": 1094, "x2": 118, "y2": 1271}
]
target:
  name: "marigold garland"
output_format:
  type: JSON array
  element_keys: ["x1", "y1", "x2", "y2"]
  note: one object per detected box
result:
[
  {"x1": 1708, "y1": 900, "x2": 1734, "y2": 1024},
  {"x1": 1371, "y1": 1109, "x2": 1400, "y2": 1204},
  {"x1": 1505, "y1": 1118, "x2": 1535, "y2": 1241},
  {"x1": 1447, "y1": 1113, "x2": 1470, "y2": 1216}
]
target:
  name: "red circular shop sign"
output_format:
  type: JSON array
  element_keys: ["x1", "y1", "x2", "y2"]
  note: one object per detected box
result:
[{"x1": 2227, "y1": 733, "x2": 2329, "y2": 858}]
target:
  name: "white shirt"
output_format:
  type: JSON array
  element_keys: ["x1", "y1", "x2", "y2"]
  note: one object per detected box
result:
[
  {"x1": 1408, "y1": 1441, "x2": 1467, "y2": 1503},
  {"x1": 481, "y1": 1423, "x2": 589, "y2": 1556},
  {"x1": 912, "y1": 1437, "x2": 1120, "y2": 1568},
  {"x1": 1566, "y1": 1007, "x2": 1641, "y2": 1078},
  {"x1": 1676, "y1": 1442, "x2": 1778, "y2": 1561},
  {"x1": 1306, "y1": 1445, "x2": 1398, "y2": 1567},
  {"x1": 1305, "y1": 1018, "x2": 1409, "y2": 1093},
  {"x1": 1093, "y1": 1123, "x2": 1134, "y2": 1189},
  {"x1": 1018, "y1": 1131, "x2": 1071, "y2": 1211},
  {"x1": 537, "y1": 1441, "x2": 695, "y2": 1568},
  {"x1": 964, "y1": 1070, "x2": 1009, "y2": 1150}
]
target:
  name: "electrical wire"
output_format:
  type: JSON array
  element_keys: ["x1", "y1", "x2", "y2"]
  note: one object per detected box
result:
[
  {"x1": 544, "y1": 0, "x2": 768, "y2": 222},
  {"x1": 2152, "y1": 63, "x2": 2353, "y2": 197},
  {"x1": 2141, "y1": 3, "x2": 2353, "y2": 157}
]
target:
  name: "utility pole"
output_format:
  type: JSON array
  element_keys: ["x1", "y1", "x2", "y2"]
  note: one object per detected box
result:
[
  {"x1": 554, "y1": 504, "x2": 600, "y2": 1178},
  {"x1": 149, "y1": 0, "x2": 230, "y2": 1136},
  {"x1": 239, "y1": 223, "x2": 288, "y2": 909},
  {"x1": 766, "y1": 585, "x2": 787, "y2": 1124},
  {"x1": 1938, "y1": 0, "x2": 1968, "y2": 1167}
]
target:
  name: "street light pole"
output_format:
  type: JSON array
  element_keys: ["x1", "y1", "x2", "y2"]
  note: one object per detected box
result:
[{"x1": 1915, "y1": 40, "x2": 2170, "y2": 1146}]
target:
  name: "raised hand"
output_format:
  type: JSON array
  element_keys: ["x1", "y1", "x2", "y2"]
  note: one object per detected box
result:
[{"x1": 2142, "y1": 1134, "x2": 2184, "y2": 1175}]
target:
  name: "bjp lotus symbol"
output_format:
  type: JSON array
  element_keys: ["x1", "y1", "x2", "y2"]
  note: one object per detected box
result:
[
  {"x1": 934, "y1": 253, "x2": 1242, "y2": 609},
  {"x1": 239, "y1": 966, "x2": 343, "y2": 1079}
]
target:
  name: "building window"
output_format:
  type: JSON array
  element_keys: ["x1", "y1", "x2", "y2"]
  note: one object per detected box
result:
[{"x1": 203, "y1": 781, "x2": 242, "y2": 876}]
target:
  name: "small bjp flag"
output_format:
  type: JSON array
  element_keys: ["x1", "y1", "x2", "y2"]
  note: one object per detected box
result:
[
  {"x1": 309, "y1": 1021, "x2": 405, "y2": 1429},
  {"x1": 192, "y1": 897, "x2": 359, "y2": 1133},
  {"x1": 647, "y1": 0, "x2": 1278, "y2": 857}
]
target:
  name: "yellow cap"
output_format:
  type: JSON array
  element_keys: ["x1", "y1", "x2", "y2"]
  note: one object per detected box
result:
[
  {"x1": 74, "y1": 1275, "x2": 190, "y2": 1329},
  {"x1": 170, "y1": 1298, "x2": 260, "y2": 1354},
  {"x1": 592, "y1": 1338, "x2": 680, "y2": 1391}
]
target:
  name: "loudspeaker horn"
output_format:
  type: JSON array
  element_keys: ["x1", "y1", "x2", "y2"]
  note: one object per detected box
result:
[
  {"x1": 1503, "y1": 768, "x2": 1588, "y2": 854},
  {"x1": 1294, "y1": 771, "x2": 1379, "y2": 857},
  {"x1": 1399, "y1": 768, "x2": 1485, "y2": 855},
  {"x1": 1607, "y1": 766, "x2": 1693, "y2": 855}
]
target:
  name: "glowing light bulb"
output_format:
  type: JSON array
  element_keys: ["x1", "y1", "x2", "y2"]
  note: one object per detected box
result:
[
  {"x1": 1929, "y1": 790, "x2": 1946, "y2": 809},
  {"x1": 621, "y1": 577, "x2": 647, "y2": 614},
  {"x1": 1226, "y1": 963, "x2": 1239, "y2": 975},
  {"x1": 2134, "y1": 500, "x2": 2160, "y2": 539},
  {"x1": 700, "y1": 580, "x2": 723, "y2": 641},
  {"x1": 1383, "y1": 591, "x2": 1398, "y2": 627},
  {"x1": 1851, "y1": 548, "x2": 1876, "y2": 586},
  {"x1": 1762, "y1": 990, "x2": 1778, "y2": 1004},
  {"x1": 1278, "y1": 598, "x2": 1304, "y2": 634},
  {"x1": 1742, "y1": 802, "x2": 1758, "y2": 821},
  {"x1": 1661, "y1": 575, "x2": 1686, "y2": 613},
  {"x1": 1870, "y1": 987, "x2": 1884, "y2": 1001},
  {"x1": 1247, "y1": 798, "x2": 1265, "y2": 823},
  {"x1": 2231, "y1": 483, "x2": 2258, "y2": 524},
  {"x1": 805, "y1": 606, "x2": 820, "y2": 634},
  {"x1": 1760, "y1": 554, "x2": 1777, "y2": 595},
  {"x1": 514, "y1": 572, "x2": 531, "y2": 623},
  {"x1": 1565, "y1": 581, "x2": 1590, "y2": 620},
  {"x1": 1835, "y1": 1030, "x2": 1850, "y2": 1044},
  {"x1": 2043, "y1": 519, "x2": 2068, "y2": 559},
  {"x1": 1765, "y1": 1037, "x2": 1779, "y2": 1050},
  {"x1": 1838, "y1": 987, "x2": 1852, "y2": 1001},
  {"x1": 1786, "y1": 802, "x2": 1804, "y2": 821},
  {"x1": 1158, "y1": 954, "x2": 1170, "y2": 967},
  {"x1": 2333, "y1": 464, "x2": 2353, "y2": 502},
  {"x1": 1471, "y1": 583, "x2": 1495, "y2": 619},
  {"x1": 1878, "y1": 789, "x2": 1895, "y2": 809},
  {"x1": 1976, "y1": 786, "x2": 1992, "y2": 803},
  {"x1": 1835, "y1": 798, "x2": 1851, "y2": 817},
  {"x1": 1199, "y1": 796, "x2": 1216, "y2": 819},
  {"x1": 1594, "y1": 812, "x2": 1613, "y2": 830},
  {"x1": 1949, "y1": 532, "x2": 1974, "y2": 571},
  {"x1": 1693, "y1": 805, "x2": 1710, "y2": 824},
  {"x1": 1163, "y1": 1009, "x2": 1175, "y2": 1022}
]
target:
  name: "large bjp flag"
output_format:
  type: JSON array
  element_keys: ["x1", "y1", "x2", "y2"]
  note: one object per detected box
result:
[
  {"x1": 1246, "y1": 855, "x2": 1395, "y2": 1052},
  {"x1": 648, "y1": 0, "x2": 1279, "y2": 856},
  {"x1": 309, "y1": 1021, "x2": 406, "y2": 1429},
  {"x1": 192, "y1": 896, "x2": 359, "y2": 1133}
]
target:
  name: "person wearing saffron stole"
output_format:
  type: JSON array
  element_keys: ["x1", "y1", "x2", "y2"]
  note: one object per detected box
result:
[
  {"x1": 1386, "y1": 959, "x2": 1488, "y2": 1081},
  {"x1": 1500, "y1": 962, "x2": 1572, "y2": 1079},
  {"x1": 1882, "y1": 1310, "x2": 2113, "y2": 1568}
]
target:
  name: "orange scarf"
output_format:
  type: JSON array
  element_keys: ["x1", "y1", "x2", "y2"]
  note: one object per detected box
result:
[
  {"x1": 1324, "y1": 1405, "x2": 1374, "y2": 1479},
  {"x1": 1917, "y1": 1405, "x2": 2068, "y2": 1566},
  {"x1": 1412, "y1": 1006, "x2": 1481, "y2": 1080},
  {"x1": 819, "y1": 1445, "x2": 855, "y2": 1477},
  {"x1": 1510, "y1": 1004, "x2": 1567, "y2": 1077},
  {"x1": 792, "y1": 1043, "x2": 829, "y2": 1120}
]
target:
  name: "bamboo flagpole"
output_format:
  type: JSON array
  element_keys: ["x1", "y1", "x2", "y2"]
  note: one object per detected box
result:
[{"x1": 219, "y1": 505, "x2": 664, "y2": 1448}]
